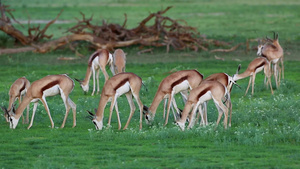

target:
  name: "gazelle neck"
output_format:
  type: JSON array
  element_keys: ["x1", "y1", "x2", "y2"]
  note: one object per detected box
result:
[
  {"x1": 149, "y1": 91, "x2": 164, "y2": 116},
  {"x1": 234, "y1": 70, "x2": 251, "y2": 81},
  {"x1": 14, "y1": 95, "x2": 32, "y2": 119},
  {"x1": 95, "y1": 95, "x2": 109, "y2": 122},
  {"x1": 82, "y1": 66, "x2": 92, "y2": 86}
]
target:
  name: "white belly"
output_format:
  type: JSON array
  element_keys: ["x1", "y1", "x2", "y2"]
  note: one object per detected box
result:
[
  {"x1": 198, "y1": 91, "x2": 212, "y2": 103},
  {"x1": 255, "y1": 66, "x2": 264, "y2": 74},
  {"x1": 116, "y1": 82, "x2": 130, "y2": 97},
  {"x1": 43, "y1": 85, "x2": 60, "y2": 97},
  {"x1": 173, "y1": 80, "x2": 190, "y2": 94}
]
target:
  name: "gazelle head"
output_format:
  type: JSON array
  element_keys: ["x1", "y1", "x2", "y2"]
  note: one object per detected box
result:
[
  {"x1": 176, "y1": 121, "x2": 185, "y2": 131},
  {"x1": 1, "y1": 106, "x2": 10, "y2": 122},
  {"x1": 257, "y1": 39, "x2": 264, "y2": 56},
  {"x1": 142, "y1": 105, "x2": 154, "y2": 125},
  {"x1": 75, "y1": 78, "x2": 89, "y2": 94},
  {"x1": 232, "y1": 64, "x2": 241, "y2": 82},
  {"x1": 87, "y1": 110, "x2": 103, "y2": 130},
  {"x1": 1, "y1": 105, "x2": 19, "y2": 129}
]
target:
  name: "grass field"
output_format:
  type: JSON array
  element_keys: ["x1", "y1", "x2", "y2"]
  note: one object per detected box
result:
[{"x1": 0, "y1": 0, "x2": 300, "y2": 168}]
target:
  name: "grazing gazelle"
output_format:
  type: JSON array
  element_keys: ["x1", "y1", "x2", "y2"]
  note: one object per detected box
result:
[
  {"x1": 233, "y1": 57, "x2": 273, "y2": 95},
  {"x1": 200, "y1": 72, "x2": 238, "y2": 127},
  {"x1": 76, "y1": 49, "x2": 113, "y2": 96},
  {"x1": 176, "y1": 81, "x2": 230, "y2": 131},
  {"x1": 87, "y1": 72, "x2": 144, "y2": 130},
  {"x1": 1, "y1": 77, "x2": 30, "y2": 124},
  {"x1": 143, "y1": 70, "x2": 203, "y2": 126},
  {"x1": 257, "y1": 32, "x2": 284, "y2": 88},
  {"x1": 5, "y1": 74, "x2": 76, "y2": 129},
  {"x1": 111, "y1": 49, "x2": 126, "y2": 75}
]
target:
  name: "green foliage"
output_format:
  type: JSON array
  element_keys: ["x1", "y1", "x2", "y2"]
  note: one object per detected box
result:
[{"x1": 0, "y1": 0, "x2": 300, "y2": 168}]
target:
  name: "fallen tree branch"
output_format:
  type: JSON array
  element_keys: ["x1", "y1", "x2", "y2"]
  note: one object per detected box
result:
[{"x1": 210, "y1": 43, "x2": 243, "y2": 53}]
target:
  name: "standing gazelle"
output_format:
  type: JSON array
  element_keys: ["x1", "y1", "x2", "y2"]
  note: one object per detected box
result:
[
  {"x1": 143, "y1": 70, "x2": 203, "y2": 126},
  {"x1": 6, "y1": 74, "x2": 76, "y2": 129},
  {"x1": 87, "y1": 72, "x2": 144, "y2": 130},
  {"x1": 1, "y1": 77, "x2": 30, "y2": 123},
  {"x1": 176, "y1": 81, "x2": 230, "y2": 131},
  {"x1": 257, "y1": 32, "x2": 284, "y2": 88},
  {"x1": 111, "y1": 49, "x2": 126, "y2": 75},
  {"x1": 233, "y1": 57, "x2": 273, "y2": 95},
  {"x1": 76, "y1": 49, "x2": 113, "y2": 96},
  {"x1": 200, "y1": 72, "x2": 238, "y2": 127}
]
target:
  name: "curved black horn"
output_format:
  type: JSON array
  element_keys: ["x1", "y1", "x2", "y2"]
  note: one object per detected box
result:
[
  {"x1": 265, "y1": 36, "x2": 273, "y2": 42},
  {"x1": 1, "y1": 106, "x2": 7, "y2": 113},
  {"x1": 74, "y1": 78, "x2": 82, "y2": 83},
  {"x1": 87, "y1": 110, "x2": 95, "y2": 116}
]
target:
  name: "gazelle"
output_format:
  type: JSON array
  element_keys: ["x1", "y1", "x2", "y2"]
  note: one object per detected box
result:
[
  {"x1": 1, "y1": 77, "x2": 30, "y2": 123},
  {"x1": 143, "y1": 70, "x2": 203, "y2": 126},
  {"x1": 257, "y1": 32, "x2": 284, "y2": 88},
  {"x1": 111, "y1": 49, "x2": 126, "y2": 75},
  {"x1": 176, "y1": 81, "x2": 230, "y2": 131},
  {"x1": 200, "y1": 72, "x2": 238, "y2": 127},
  {"x1": 87, "y1": 72, "x2": 144, "y2": 130},
  {"x1": 233, "y1": 57, "x2": 273, "y2": 95},
  {"x1": 5, "y1": 74, "x2": 76, "y2": 129},
  {"x1": 76, "y1": 49, "x2": 113, "y2": 96}
]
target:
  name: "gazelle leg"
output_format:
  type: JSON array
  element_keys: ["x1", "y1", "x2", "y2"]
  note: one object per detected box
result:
[
  {"x1": 214, "y1": 99, "x2": 228, "y2": 129},
  {"x1": 164, "y1": 94, "x2": 173, "y2": 126},
  {"x1": 163, "y1": 98, "x2": 167, "y2": 119},
  {"x1": 187, "y1": 105, "x2": 198, "y2": 129},
  {"x1": 27, "y1": 102, "x2": 38, "y2": 129},
  {"x1": 197, "y1": 104, "x2": 204, "y2": 126},
  {"x1": 132, "y1": 92, "x2": 144, "y2": 130},
  {"x1": 273, "y1": 64, "x2": 279, "y2": 88},
  {"x1": 18, "y1": 98, "x2": 25, "y2": 124},
  {"x1": 114, "y1": 101, "x2": 122, "y2": 130},
  {"x1": 40, "y1": 97, "x2": 55, "y2": 128},
  {"x1": 96, "y1": 68, "x2": 100, "y2": 95},
  {"x1": 171, "y1": 98, "x2": 180, "y2": 120},
  {"x1": 180, "y1": 90, "x2": 188, "y2": 104},
  {"x1": 91, "y1": 66, "x2": 96, "y2": 96},
  {"x1": 123, "y1": 92, "x2": 136, "y2": 130},
  {"x1": 107, "y1": 96, "x2": 116, "y2": 127},
  {"x1": 245, "y1": 76, "x2": 252, "y2": 96},
  {"x1": 251, "y1": 73, "x2": 256, "y2": 95},
  {"x1": 281, "y1": 57, "x2": 284, "y2": 80},
  {"x1": 68, "y1": 97, "x2": 77, "y2": 128},
  {"x1": 100, "y1": 65, "x2": 109, "y2": 81}
]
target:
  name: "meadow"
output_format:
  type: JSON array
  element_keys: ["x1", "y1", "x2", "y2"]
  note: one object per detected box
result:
[{"x1": 0, "y1": 0, "x2": 300, "y2": 168}]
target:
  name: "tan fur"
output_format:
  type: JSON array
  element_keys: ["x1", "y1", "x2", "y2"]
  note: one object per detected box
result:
[
  {"x1": 176, "y1": 81, "x2": 229, "y2": 130},
  {"x1": 10, "y1": 74, "x2": 76, "y2": 129},
  {"x1": 112, "y1": 49, "x2": 126, "y2": 74},
  {"x1": 6, "y1": 77, "x2": 30, "y2": 123},
  {"x1": 201, "y1": 73, "x2": 233, "y2": 127},
  {"x1": 258, "y1": 33, "x2": 284, "y2": 88},
  {"x1": 92, "y1": 72, "x2": 144, "y2": 130},
  {"x1": 234, "y1": 57, "x2": 273, "y2": 95},
  {"x1": 80, "y1": 49, "x2": 113, "y2": 95},
  {"x1": 144, "y1": 70, "x2": 203, "y2": 125}
]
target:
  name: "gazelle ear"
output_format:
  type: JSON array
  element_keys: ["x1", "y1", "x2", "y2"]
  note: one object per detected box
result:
[
  {"x1": 257, "y1": 39, "x2": 262, "y2": 45},
  {"x1": 275, "y1": 32, "x2": 279, "y2": 40},
  {"x1": 236, "y1": 64, "x2": 241, "y2": 74},
  {"x1": 94, "y1": 109, "x2": 97, "y2": 114}
]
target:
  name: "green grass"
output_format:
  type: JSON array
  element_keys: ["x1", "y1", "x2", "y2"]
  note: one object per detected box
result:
[{"x1": 0, "y1": 0, "x2": 300, "y2": 168}]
